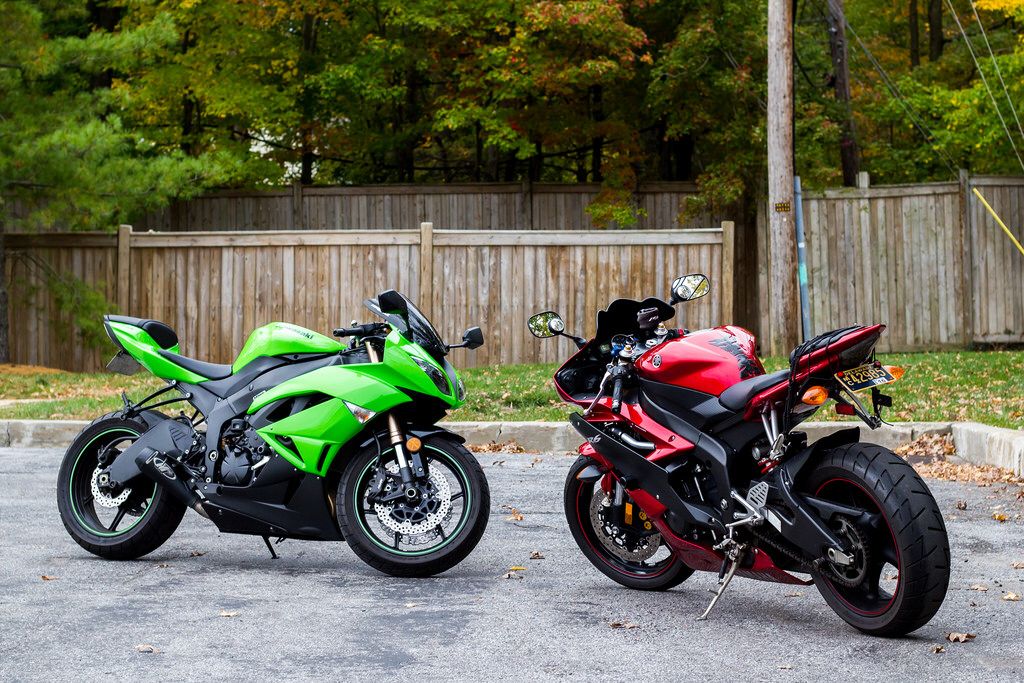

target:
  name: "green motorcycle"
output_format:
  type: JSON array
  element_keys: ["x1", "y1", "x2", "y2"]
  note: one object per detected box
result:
[{"x1": 56, "y1": 290, "x2": 490, "y2": 577}]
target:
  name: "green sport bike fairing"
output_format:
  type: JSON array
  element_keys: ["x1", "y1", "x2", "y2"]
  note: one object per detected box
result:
[{"x1": 56, "y1": 290, "x2": 490, "y2": 577}]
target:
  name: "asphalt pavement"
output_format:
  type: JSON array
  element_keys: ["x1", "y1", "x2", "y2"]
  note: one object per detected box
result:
[{"x1": 1, "y1": 446, "x2": 1023, "y2": 681}]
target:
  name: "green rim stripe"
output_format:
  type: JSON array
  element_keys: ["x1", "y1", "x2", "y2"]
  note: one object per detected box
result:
[
  {"x1": 69, "y1": 428, "x2": 156, "y2": 538},
  {"x1": 353, "y1": 445, "x2": 472, "y2": 557}
]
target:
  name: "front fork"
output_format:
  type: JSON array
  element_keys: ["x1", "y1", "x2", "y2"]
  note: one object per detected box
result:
[{"x1": 366, "y1": 339, "x2": 425, "y2": 497}]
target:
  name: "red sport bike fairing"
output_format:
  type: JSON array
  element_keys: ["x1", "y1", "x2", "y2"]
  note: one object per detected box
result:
[{"x1": 529, "y1": 274, "x2": 950, "y2": 637}]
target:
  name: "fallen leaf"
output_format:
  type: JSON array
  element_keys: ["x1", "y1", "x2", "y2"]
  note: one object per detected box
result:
[
  {"x1": 157, "y1": 563, "x2": 169, "y2": 569},
  {"x1": 404, "y1": 602, "x2": 422, "y2": 608},
  {"x1": 946, "y1": 632, "x2": 976, "y2": 643},
  {"x1": 1012, "y1": 561, "x2": 1024, "y2": 570},
  {"x1": 969, "y1": 600, "x2": 979, "y2": 607},
  {"x1": 993, "y1": 512, "x2": 1009, "y2": 523},
  {"x1": 970, "y1": 584, "x2": 989, "y2": 592},
  {"x1": 509, "y1": 565, "x2": 527, "y2": 572},
  {"x1": 931, "y1": 645, "x2": 946, "y2": 654},
  {"x1": 502, "y1": 571, "x2": 523, "y2": 580},
  {"x1": 956, "y1": 500, "x2": 968, "y2": 511},
  {"x1": 784, "y1": 592, "x2": 803, "y2": 597},
  {"x1": 530, "y1": 551, "x2": 545, "y2": 560},
  {"x1": 189, "y1": 551, "x2": 206, "y2": 557},
  {"x1": 135, "y1": 644, "x2": 159, "y2": 654},
  {"x1": 501, "y1": 505, "x2": 524, "y2": 521},
  {"x1": 778, "y1": 664, "x2": 793, "y2": 670},
  {"x1": 1003, "y1": 592, "x2": 1021, "y2": 602},
  {"x1": 218, "y1": 609, "x2": 239, "y2": 618},
  {"x1": 40, "y1": 575, "x2": 57, "y2": 581},
  {"x1": 609, "y1": 621, "x2": 638, "y2": 629}
]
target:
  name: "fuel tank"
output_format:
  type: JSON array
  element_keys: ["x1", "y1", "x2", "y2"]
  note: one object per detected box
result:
[
  {"x1": 233, "y1": 322, "x2": 342, "y2": 371},
  {"x1": 635, "y1": 326, "x2": 765, "y2": 396}
]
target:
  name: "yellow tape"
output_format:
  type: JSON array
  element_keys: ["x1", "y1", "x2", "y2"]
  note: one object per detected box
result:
[{"x1": 973, "y1": 187, "x2": 1024, "y2": 257}]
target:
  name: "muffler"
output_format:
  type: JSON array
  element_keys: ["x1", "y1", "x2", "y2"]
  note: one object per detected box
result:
[{"x1": 137, "y1": 449, "x2": 208, "y2": 518}]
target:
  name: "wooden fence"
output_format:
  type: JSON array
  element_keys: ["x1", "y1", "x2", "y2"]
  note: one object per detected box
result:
[
  {"x1": 135, "y1": 182, "x2": 728, "y2": 233},
  {"x1": 757, "y1": 174, "x2": 1024, "y2": 353},
  {"x1": 4, "y1": 224, "x2": 734, "y2": 371}
]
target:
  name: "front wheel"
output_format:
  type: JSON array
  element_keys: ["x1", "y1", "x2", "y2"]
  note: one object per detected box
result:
[
  {"x1": 802, "y1": 443, "x2": 950, "y2": 637},
  {"x1": 336, "y1": 435, "x2": 489, "y2": 577},
  {"x1": 564, "y1": 456, "x2": 694, "y2": 591}
]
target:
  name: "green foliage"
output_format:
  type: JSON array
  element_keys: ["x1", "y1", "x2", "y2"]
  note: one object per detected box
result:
[{"x1": 6, "y1": 0, "x2": 1024, "y2": 223}]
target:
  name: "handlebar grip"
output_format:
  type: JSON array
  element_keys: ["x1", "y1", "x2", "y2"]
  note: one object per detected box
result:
[
  {"x1": 332, "y1": 323, "x2": 384, "y2": 338},
  {"x1": 610, "y1": 376, "x2": 623, "y2": 413}
]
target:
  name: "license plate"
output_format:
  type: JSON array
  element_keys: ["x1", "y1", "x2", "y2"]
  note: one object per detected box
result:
[{"x1": 835, "y1": 363, "x2": 896, "y2": 392}]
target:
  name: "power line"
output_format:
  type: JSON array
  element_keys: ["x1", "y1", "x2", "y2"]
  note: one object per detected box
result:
[
  {"x1": 945, "y1": 0, "x2": 1024, "y2": 172},
  {"x1": 969, "y1": 0, "x2": 1024, "y2": 149},
  {"x1": 843, "y1": 18, "x2": 959, "y2": 177}
]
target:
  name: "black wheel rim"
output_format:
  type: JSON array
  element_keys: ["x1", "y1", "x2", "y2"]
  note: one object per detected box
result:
[
  {"x1": 574, "y1": 477, "x2": 677, "y2": 578},
  {"x1": 351, "y1": 446, "x2": 472, "y2": 557},
  {"x1": 68, "y1": 428, "x2": 157, "y2": 537},
  {"x1": 814, "y1": 477, "x2": 901, "y2": 616}
]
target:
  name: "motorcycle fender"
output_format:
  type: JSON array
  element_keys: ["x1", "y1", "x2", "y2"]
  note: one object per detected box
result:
[
  {"x1": 350, "y1": 424, "x2": 467, "y2": 452},
  {"x1": 780, "y1": 427, "x2": 860, "y2": 481}
]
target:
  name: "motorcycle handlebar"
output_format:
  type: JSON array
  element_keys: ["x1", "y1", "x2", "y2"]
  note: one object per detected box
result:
[{"x1": 332, "y1": 322, "x2": 387, "y2": 338}]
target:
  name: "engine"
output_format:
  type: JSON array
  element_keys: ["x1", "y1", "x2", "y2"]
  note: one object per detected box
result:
[{"x1": 219, "y1": 419, "x2": 270, "y2": 486}]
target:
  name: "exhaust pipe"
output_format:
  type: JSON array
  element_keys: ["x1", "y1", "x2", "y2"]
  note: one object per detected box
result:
[{"x1": 138, "y1": 448, "x2": 209, "y2": 518}]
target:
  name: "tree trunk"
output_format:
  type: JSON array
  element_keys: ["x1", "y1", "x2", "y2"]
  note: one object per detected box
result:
[
  {"x1": 299, "y1": 14, "x2": 319, "y2": 185},
  {"x1": 767, "y1": 0, "x2": 800, "y2": 355},
  {"x1": 180, "y1": 30, "x2": 195, "y2": 155},
  {"x1": 590, "y1": 85, "x2": 604, "y2": 182},
  {"x1": 0, "y1": 231, "x2": 8, "y2": 364},
  {"x1": 928, "y1": 0, "x2": 943, "y2": 62},
  {"x1": 909, "y1": 0, "x2": 920, "y2": 68},
  {"x1": 826, "y1": 0, "x2": 861, "y2": 186}
]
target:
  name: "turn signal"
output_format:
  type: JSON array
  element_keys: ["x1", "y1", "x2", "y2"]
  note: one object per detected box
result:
[
  {"x1": 801, "y1": 386, "x2": 829, "y2": 405},
  {"x1": 884, "y1": 365, "x2": 906, "y2": 381}
]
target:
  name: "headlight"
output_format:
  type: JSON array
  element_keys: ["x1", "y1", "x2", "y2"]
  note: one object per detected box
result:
[{"x1": 413, "y1": 356, "x2": 450, "y2": 395}]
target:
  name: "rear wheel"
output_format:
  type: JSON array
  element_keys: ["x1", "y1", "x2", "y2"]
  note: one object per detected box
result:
[
  {"x1": 802, "y1": 443, "x2": 950, "y2": 636},
  {"x1": 337, "y1": 435, "x2": 489, "y2": 577},
  {"x1": 57, "y1": 413, "x2": 186, "y2": 560},
  {"x1": 564, "y1": 456, "x2": 693, "y2": 591}
]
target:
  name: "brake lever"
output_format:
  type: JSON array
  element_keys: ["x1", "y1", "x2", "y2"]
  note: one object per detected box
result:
[{"x1": 583, "y1": 369, "x2": 612, "y2": 417}]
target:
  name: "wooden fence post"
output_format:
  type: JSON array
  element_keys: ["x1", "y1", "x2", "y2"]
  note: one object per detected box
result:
[
  {"x1": 419, "y1": 222, "x2": 434, "y2": 316},
  {"x1": 721, "y1": 221, "x2": 735, "y2": 324},
  {"x1": 117, "y1": 224, "x2": 132, "y2": 313},
  {"x1": 958, "y1": 169, "x2": 974, "y2": 346}
]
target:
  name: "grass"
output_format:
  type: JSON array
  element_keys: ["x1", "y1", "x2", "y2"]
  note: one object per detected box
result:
[{"x1": 1, "y1": 351, "x2": 1023, "y2": 428}]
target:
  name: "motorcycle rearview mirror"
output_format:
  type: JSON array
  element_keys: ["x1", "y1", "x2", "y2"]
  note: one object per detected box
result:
[
  {"x1": 448, "y1": 326, "x2": 484, "y2": 350},
  {"x1": 528, "y1": 311, "x2": 587, "y2": 349},
  {"x1": 669, "y1": 273, "x2": 711, "y2": 304},
  {"x1": 528, "y1": 311, "x2": 565, "y2": 338}
]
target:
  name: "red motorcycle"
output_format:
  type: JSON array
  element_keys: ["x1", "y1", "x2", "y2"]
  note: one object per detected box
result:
[{"x1": 529, "y1": 274, "x2": 950, "y2": 636}]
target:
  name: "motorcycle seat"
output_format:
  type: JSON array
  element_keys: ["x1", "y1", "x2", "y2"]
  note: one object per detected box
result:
[
  {"x1": 718, "y1": 369, "x2": 790, "y2": 411},
  {"x1": 157, "y1": 349, "x2": 233, "y2": 380},
  {"x1": 104, "y1": 315, "x2": 178, "y2": 350}
]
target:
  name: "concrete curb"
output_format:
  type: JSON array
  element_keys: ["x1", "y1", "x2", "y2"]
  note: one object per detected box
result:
[{"x1": 1, "y1": 418, "x2": 1020, "y2": 475}]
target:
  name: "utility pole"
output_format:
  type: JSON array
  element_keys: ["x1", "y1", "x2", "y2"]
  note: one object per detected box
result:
[
  {"x1": 767, "y1": 0, "x2": 799, "y2": 355},
  {"x1": 826, "y1": 0, "x2": 860, "y2": 186}
]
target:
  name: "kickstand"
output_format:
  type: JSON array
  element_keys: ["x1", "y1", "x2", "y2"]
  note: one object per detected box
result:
[
  {"x1": 697, "y1": 555, "x2": 741, "y2": 621},
  {"x1": 262, "y1": 535, "x2": 279, "y2": 560}
]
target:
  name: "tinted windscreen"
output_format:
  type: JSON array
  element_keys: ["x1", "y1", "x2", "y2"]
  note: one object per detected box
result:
[
  {"x1": 403, "y1": 297, "x2": 447, "y2": 359},
  {"x1": 365, "y1": 290, "x2": 448, "y2": 359}
]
